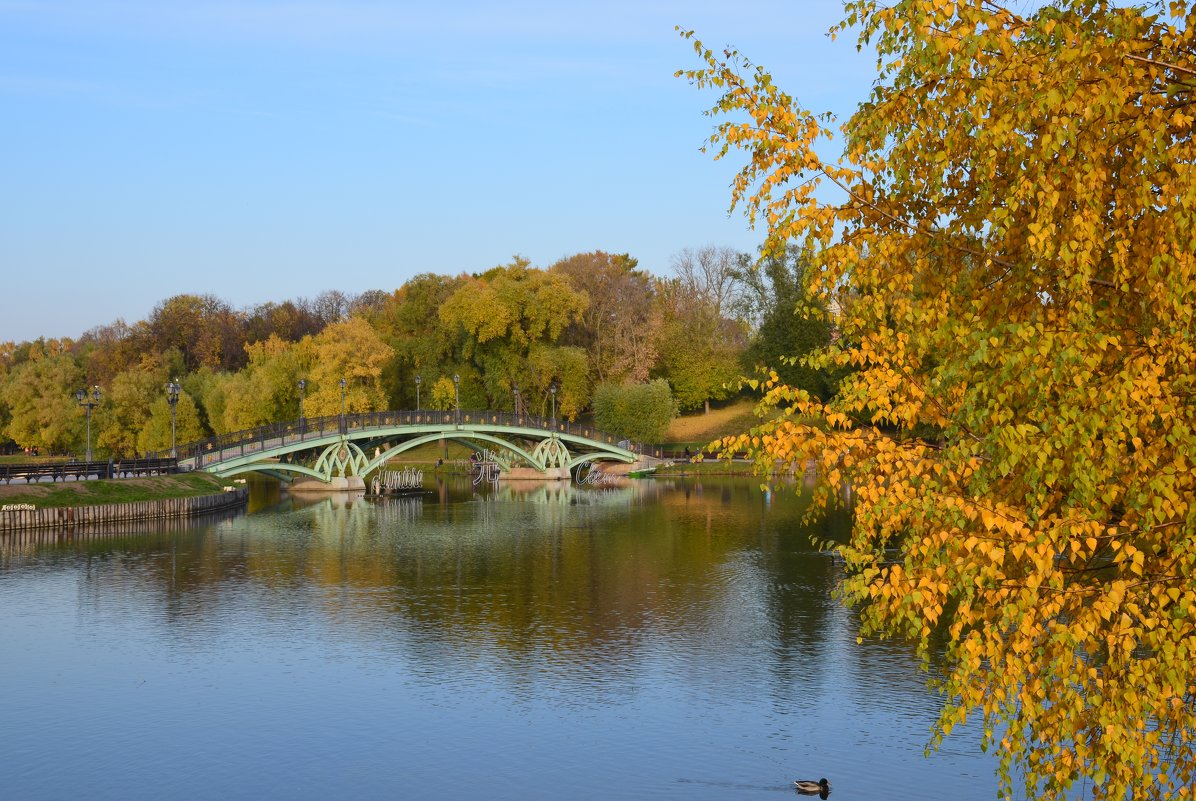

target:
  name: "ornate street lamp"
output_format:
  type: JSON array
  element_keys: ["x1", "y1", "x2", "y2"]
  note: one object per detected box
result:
[
  {"x1": 415, "y1": 374, "x2": 422, "y2": 411},
  {"x1": 453, "y1": 374, "x2": 460, "y2": 423},
  {"x1": 550, "y1": 382, "x2": 557, "y2": 426},
  {"x1": 166, "y1": 379, "x2": 181, "y2": 458},
  {"x1": 297, "y1": 378, "x2": 306, "y2": 421},
  {"x1": 512, "y1": 382, "x2": 520, "y2": 422},
  {"x1": 75, "y1": 385, "x2": 101, "y2": 462},
  {"x1": 339, "y1": 378, "x2": 347, "y2": 423}
]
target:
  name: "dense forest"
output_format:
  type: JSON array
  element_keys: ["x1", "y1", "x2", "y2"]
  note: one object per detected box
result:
[{"x1": 0, "y1": 246, "x2": 834, "y2": 456}]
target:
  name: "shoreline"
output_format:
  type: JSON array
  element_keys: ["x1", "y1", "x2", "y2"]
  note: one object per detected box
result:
[{"x1": 0, "y1": 485, "x2": 249, "y2": 532}]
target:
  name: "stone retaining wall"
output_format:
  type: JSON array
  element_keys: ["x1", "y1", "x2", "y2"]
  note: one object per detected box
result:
[{"x1": 0, "y1": 488, "x2": 249, "y2": 532}]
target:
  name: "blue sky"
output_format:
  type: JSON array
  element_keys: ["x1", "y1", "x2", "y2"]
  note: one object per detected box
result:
[{"x1": 1, "y1": 1, "x2": 874, "y2": 344}]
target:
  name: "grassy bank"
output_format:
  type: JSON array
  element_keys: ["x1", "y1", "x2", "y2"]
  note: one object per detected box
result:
[
  {"x1": 652, "y1": 459, "x2": 759, "y2": 477},
  {"x1": 0, "y1": 472, "x2": 234, "y2": 508}
]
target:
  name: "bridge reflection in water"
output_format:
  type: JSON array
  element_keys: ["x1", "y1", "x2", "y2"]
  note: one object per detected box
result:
[{"x1": 160, "y1": 409, "x2": 662, "y2": 487}]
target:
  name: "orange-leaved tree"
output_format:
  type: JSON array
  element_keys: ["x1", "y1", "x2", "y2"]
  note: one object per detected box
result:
[{"x1": 680, "y1": 2, "x2": 1195, "y2": 799}]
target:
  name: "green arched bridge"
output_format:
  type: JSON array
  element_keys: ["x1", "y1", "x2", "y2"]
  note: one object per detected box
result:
[{"x1": 169, "y1": 410, "x2": 664, "y2": 487}]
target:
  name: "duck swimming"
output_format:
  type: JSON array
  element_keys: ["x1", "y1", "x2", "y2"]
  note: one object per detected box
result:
[{"x1": 794, "y1": 778, "x2": 831, "y2": 796}]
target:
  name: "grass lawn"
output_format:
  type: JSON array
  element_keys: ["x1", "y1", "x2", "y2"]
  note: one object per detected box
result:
[
  {"x1": 662, "y1": 398, "x2": 761, "y2": 452},
  {"x1": 0, "y1": 472, "x2": 234, "y2": 508}
]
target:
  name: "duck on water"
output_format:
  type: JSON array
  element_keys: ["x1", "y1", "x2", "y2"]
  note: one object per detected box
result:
[{"x1": 794, "y1": 777, "x2": 831, "y2": 797}]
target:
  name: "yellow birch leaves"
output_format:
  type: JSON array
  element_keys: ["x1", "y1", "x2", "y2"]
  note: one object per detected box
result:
[{"x1": 682, "y1": 2, "x2": 1196, "y2": 799}]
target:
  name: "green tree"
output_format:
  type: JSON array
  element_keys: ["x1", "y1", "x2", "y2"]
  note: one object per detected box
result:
[
  {"x1": 439, "y1": 257, "x2": 590, "y2": 414},
  {"x1": 94, "y1": 356, "x2": 171, "y2": 457},
  {"x1": 1, "y1": 350, "x2": 85, "y2": 454},
  {"x1": 654, "y1": 277, "x2": 747, "y2": 413},
  {"x1": 592, "y1": 380, "x2": 677, "y2": 443},
  {"x1": 220, "y1": 335, "x2": 304, "y2": 431},
  {"x1": 683, "y1": 2, "x2": 1196, "y2": 798},
  {"x1": 137, "y1": 391, "x2": 204, "y2": 454},
  {"x1": 741, "y1": 246, "x2": 836, "y2": 400},
  {"x1": 365, "y1": 273, "x2": 468, "y2": 408},
  {"x1": 426, "y1": 376, "x2": 457, "y2": 411}
]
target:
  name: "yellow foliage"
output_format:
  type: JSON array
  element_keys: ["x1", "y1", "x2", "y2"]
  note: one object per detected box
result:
[{"x1": 684, "y1": 2, "x2": 1196, "y2": 799}]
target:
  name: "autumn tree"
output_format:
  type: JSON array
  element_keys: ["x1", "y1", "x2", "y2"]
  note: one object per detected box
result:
[
  {"x1": 1, "y1": 347, "x2": 86, "y2": 454},
  {"x1": 146, "y1": 294, "x2": 246, "y2": 372},
  {"x1": 550, "y1": 251, "x2": 660, "y2": 384},
  {"x1": 301, "y1": 316, "x2": 394, "y2": 417},
  {"x1": 670, "y1": 245, "x2": 748, "y2": 320},
  {"x1": 439, "y1": 257, "x2": 589, "y2": 416},
  {"x1": 683, "y1": 2, "x2": 1196, "y2": 799}
]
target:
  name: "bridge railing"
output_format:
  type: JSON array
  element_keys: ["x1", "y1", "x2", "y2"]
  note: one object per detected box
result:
[{"x1": 152, "y1": 409, "x2": 666, "y2": 468}]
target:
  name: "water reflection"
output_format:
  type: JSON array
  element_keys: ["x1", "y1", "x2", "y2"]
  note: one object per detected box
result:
[{"x1": 0, "y1": 476, "x2": 998, "y2": 801}]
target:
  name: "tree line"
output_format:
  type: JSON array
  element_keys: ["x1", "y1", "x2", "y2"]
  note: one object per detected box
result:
[{"x1": 0, "y1": 247, "x2": 836, "y2": 456}]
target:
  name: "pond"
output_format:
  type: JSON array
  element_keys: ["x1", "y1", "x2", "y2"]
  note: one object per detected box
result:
[{"x1": 0, "y1": 476, "x2": 999, "y2": 800}]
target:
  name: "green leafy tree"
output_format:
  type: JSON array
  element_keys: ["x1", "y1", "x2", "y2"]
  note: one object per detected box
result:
[
  {"x1": 95, "y1": 356, "x2": 171, "y2": 457},
  {"x1": 683, "y1": 2, "x2": 1196, "y2": 798},
  {"x1": 526, "y1": 344, "x2": 589, "y2": 421},
  {"x1": 220, "y1": 335, "x2": 304, "y2": 431},
  {"x1": 366, "y1": 273, "x2": 469, "y2": 408},
  {"x1": 742, "y1": 246, "x2": 837, "y2": 400},
  {"x1": 654, "y1": 277, "x2": 747, "y2": 413},
  {"x1": 427, "y1": 376, "x2": 457, "y2": 411},
  {"x1": 137, "y1": 391, "x2": 204, "y2": 454},
  {"x1": 440, "y1": 257, "x2": 590, "y2": 412},
  {"x1": 1, "y1": 351, "x2": 85, "y2": 454},
  {"x1": 592, "y1": 380, "x2": 677, "y2": 443}
]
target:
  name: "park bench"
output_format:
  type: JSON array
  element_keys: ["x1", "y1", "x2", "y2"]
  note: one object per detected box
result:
[
  {"x1": 111, "y1": 458, "x2": 179, "y2": 478},
  {"x1": 0, "y1": 461, "x2": 113, "y2": 484}
]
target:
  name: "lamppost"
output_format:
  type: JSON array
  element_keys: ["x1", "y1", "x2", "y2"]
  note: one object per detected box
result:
[
  {"x1": 550, "y1": 382, "x2": 557, "y2": 426},
  {"x1": 453, "y1": 374, "x2": 460, "y2": 424},
  {"x1": 75, "y1": 385, "x2": 101, "y2": 462},
  {"x1": 297, "y1": 378, "x2": 306, "y2": 421},
  {"x1": 166, "y1": 379, "x2": 181, "y2": 458},
  {"x1": 512, "y1": 383, "x2": 520, "y2": 422},
  {"x1": 415, "y1": 374, "x2": 422, "y2": 411},
  {"x1": 339, "y1": 378, "x2": 347, "y2": 430}
]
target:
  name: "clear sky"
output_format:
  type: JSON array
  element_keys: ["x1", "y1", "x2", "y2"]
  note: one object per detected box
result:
[{"x1": 1, "y1": 1, "x2": 875, "y2": 344}]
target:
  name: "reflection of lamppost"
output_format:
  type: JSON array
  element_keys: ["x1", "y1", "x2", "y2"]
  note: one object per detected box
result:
[
  {"x1": 75, "y1": 385, "x2": 101, "y2": 462},
  {"x1": 550, "y1": 382, "x2": 557, "y2": 426},
  {"x1": 453, "y1": 374, "x2": 460, "y2": 424},
  {"x1": 415, "y1": 375, "x2": 422, "y2": 411},
  {"x1": 166, "y1": 379, "x2": 181, "y2": 458}
]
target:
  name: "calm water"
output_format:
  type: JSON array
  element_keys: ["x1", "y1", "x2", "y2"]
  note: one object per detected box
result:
[{"x1": 0, "y1": 477, "x2": 999, "y2": 800}]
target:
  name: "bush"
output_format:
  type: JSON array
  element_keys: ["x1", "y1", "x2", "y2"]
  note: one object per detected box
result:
[{"x1": 592, "y1": 380, "x2": 677, "y2": 443}]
